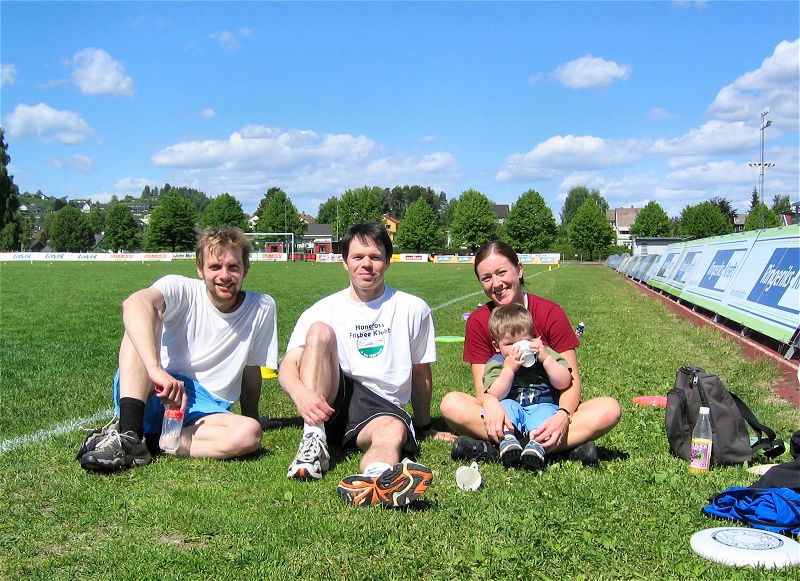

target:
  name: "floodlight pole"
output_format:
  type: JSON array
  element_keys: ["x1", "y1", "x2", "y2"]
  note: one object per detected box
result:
[{"x1": 748, "y1": 108, "x2": 775, "y2": 230}]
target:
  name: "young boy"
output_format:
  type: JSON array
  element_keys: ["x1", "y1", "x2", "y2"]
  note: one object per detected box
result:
[{"x1": 483, "y1": 303, "x2": 572, "y2": 471}]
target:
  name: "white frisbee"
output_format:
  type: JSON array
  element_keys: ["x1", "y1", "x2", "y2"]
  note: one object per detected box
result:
[{"x1": 690, "y1": 527, "x2": 800, "y2": 569}]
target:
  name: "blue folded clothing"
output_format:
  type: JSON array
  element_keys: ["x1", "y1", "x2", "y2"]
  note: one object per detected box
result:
[{"x1": 703, "y1": 487, "x2": 800, "y2": 537}]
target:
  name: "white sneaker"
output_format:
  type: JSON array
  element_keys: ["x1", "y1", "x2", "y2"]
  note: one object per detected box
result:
[{"x1": 287, "y1": 433, "x2": 330, "y2": 480}]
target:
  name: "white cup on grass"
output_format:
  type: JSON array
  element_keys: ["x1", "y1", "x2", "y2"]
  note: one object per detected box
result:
[{"x1": 455, "y1": 462, "x2": 482, "y2": 491}]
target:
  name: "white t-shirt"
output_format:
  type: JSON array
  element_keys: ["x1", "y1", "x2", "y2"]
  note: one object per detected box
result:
[
  {"x1": 153, "y1": 275, "x2": 278, "y2": 404},
  {"x1": 286, "y1": 286, "x2": 436, "y2": 407}
]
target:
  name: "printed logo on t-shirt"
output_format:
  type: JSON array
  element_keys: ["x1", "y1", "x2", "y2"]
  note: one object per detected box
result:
[{"x1": 351, "y1": 323, "x2": 390, "y2": 358}]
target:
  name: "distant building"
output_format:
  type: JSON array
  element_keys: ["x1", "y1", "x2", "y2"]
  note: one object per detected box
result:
[
  {"x1": 127, "y1": 203, "x2": 152, "y2": 217},
  {"x1": 382, "y1": 214, "x2": 400, "y2": 242},
  {"x1": 606, "y1": 206, "x2": 642, "y2": 249},
  {"x1": 733, "y1": 213, "x2": 748, "y2": 232},
  {"x1": 491, "y1": 204, "x2": 509, "y2": 224},
  {"x1": 300, "y1": 223, "x2": 334, "y2": 253},
  {"x1": 71, "y1": 199, "x2": 92, "y2": 213},
  {"x1": 631, "y1": 237, "x2": 683, "y2": 256},
  {"x1": 299, "y1": 212, "x2": 316, "y2": 225}
]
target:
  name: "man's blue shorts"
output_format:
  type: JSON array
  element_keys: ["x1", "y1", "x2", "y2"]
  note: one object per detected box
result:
[{"x1": 113, "y1": 371, "x2": 233, "y2": 435}]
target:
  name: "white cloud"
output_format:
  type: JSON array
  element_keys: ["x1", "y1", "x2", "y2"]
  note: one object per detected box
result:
[
  {"x1": 552, "y1": 54, "x2": 631, "y2": 90},
  {"x1": 707, "y1": 39, "x2": 799, "y2": 126},
  {"x1": 4, "y1": 102, "x2": 94, "y2": 144},
  {"x1": 496, "y1": 135, "x2": 645, "y2": 182},
  {"x1": 114, "y1": 177, "x2": 153, "y2": 194},
  {"x1": 150, "y1": 125, "x2": 463, "y2": 210},
  {"x1": 646, "y1": 107, "x2": 674, "y2": 121},
  {"x1": 200, "y1": 108, "x2": 216, "y2": 118},
  {"x1": 211, "y1": 29, "x2": 252, "y2": 51},
  {"x1": 651, "y1": 120, "x2": 756, "y2": 157},
  {"x1": 1, "y1": 64, "x2": 17, "y2": 87},
  {"x1": 72, "y1": 48, "x2": 134, "y2": 97},
  {"x1": 46, "y1": 154, "x2": 94, "y2": 172}
]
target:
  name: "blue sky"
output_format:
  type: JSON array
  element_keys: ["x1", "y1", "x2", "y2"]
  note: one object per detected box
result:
[{"x1": 2, "y1": 1, "x2": 798, "y2": 218}]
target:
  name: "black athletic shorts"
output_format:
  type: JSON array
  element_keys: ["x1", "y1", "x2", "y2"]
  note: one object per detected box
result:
[{"x1": 324, "y1": 370, "x2": 420, "y2": 459}]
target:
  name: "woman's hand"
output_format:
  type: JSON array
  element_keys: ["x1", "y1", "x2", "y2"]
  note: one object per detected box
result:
[
  {"x1": 481, "y1": 394, "x2": 513, "y2": 444},
  {"x1": 530, "y1": 410, "x2": 570, "y2": 451}
]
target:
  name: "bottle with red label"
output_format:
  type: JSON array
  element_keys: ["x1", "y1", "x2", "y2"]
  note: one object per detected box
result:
[
  {"x1": 159, "y1": 405, "x2": 184, "y2": 453},
  {"x1": 689, "y1": 406, "x2": 713, "y2": 473}
]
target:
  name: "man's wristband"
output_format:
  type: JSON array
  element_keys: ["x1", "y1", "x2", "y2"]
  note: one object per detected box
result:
[
  {"x1": 556, "y1": 408, "x2": 572, "y2": 423},
  {"x1": 413, "y1": 422, "x2": 432, "y2": 433}
]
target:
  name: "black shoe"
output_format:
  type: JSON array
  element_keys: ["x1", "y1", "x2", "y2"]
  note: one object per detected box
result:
[
  {"x1": 568, "y1": 440, "x2": 599, "y2": 466},
  {"x1": 75, "y1": 417, "x2": 120, "y2": 459},
  {"x1": 451, "y1": 436, "x2": 499, "y2": 463},
  {"x1": 80, "y1": 429, "x2": 152, "y2": 473}
]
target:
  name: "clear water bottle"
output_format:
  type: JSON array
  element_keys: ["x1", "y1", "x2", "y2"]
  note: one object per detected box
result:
[
  {"x1": 159, "y1": 405, "x2": 184, "y2": 453},
  {"x1": 689, "y1": 406, "x2": 713, "y2": 473},
  {"x1": 575, "y1": 322, "x2": 585, "y2": 337}
]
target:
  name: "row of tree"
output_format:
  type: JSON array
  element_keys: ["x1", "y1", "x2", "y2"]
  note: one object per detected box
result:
[{"x1": 0, "y1": 128, "x2": 793, "y2": 256}]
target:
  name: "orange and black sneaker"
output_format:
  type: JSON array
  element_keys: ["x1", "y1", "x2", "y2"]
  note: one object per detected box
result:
[{"x1": 337, "y1": 459, "x2": 433, "y2": 508}]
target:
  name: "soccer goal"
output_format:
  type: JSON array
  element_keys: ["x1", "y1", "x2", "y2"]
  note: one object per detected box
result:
[{"x1": 247, "y1": 232, "x2": 296, "y2": 261}]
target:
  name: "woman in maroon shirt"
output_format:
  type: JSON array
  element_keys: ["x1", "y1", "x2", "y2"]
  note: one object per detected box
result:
[{"x1": 440, "y1": 241, "x2": 621, "y2": 459}]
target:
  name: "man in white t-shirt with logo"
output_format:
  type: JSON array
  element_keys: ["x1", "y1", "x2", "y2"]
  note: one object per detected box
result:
[
  {"x1": 279, "y1": 222, "x2": 437, "y2": 508},
  {"x1": 79, "y1": 227, "x2": 278, "y2": 473}
]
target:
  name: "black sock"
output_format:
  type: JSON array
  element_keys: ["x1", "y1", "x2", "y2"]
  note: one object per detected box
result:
[{"x1": 119, "y1": 397, "x2": 146, "y2": 438}]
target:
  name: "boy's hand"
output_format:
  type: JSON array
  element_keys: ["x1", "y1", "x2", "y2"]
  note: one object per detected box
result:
[
  {"x1": 503, "y1": 349, "x2": 523, "y2": 372},
  {"x1": 529, "y1": 337, "x2": 549, "y2": 363}
]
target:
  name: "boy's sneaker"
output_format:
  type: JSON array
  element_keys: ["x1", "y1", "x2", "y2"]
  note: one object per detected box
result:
[
  {"x1": 75, "y1": 416, "x2": 120, "y2": 459},
  {"x1": 80, "y1": 429, "x2": 152, "y2": 473},
  {"x1": 451, "y1": 436, "x2": 500, "y2": 463},
  {"x1": 287, "y1": 433, "x2": 330, "y2": 480},
  {"x1": 337, "y1": 459, "x2": 433, "y2": 508},
  {"x1": 521, "y1": 440, "x2": 546, "y2": 471},
  {"x1": 568, "y1": 440, "x2": 599, "y2": 466},
  {"x1": 498, "y1": 434, "x2": 523, "y2": 468}
]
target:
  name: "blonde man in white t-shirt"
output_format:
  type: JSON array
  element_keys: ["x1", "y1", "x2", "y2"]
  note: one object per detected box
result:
[
  {"x1": 79, "y1": 227, "x2": 278, "y2": 473},
  {"x1": 279, "y1": 222, "x2": 437, "y2": 508}
]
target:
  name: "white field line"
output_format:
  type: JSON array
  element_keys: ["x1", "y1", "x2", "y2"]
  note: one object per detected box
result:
[
  {"x1": 0, "y1": 407, "x2": 113, "y2": 455},
  {"x1": 0, "y1": 268, "x2": 556, "y2": 454},
  {"x1": 429, "y1": 267, "x2": 549, "y2": 312}
]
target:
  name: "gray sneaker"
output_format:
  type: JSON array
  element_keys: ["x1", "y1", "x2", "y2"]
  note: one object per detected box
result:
[
  {"x1": 521, "y1": 440, "x2": 546, "y2": 471},
  {"x1": 75, "y1": 417, "x2": 120, "y2": 459},
  {"x1": 80, "y1": 429, "x2": 152, "y2": 473},
  {"x1": 287, "y1": 433, "x2": 330, "y2": 480}
]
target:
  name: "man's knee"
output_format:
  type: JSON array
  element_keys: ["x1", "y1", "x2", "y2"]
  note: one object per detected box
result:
[
  {"x1": 362, "y1": 416, "x2": 407, "y2": 448},
  {"x1": 306, "y1": 322, "x2": 336, "y2": 350},
  {"x1": 225, "y1": 416, "x2": 263, "y2": 457}
]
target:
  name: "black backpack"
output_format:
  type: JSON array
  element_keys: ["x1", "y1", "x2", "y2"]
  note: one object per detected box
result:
[{"x1": 665, "y1": 366, "x2": 785, "y2": 466}]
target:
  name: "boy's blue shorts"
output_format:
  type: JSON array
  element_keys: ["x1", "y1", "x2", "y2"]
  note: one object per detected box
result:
[
  {"x1": 500, "y1": 400, "x2": 559, "y2": 436},
  {"x1": 113, "y1": 371, "x2": 233, "y2": 435}
]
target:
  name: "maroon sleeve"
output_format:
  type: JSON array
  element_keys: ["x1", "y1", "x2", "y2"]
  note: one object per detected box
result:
[
  {"x1": 463, "y1": 305, "x2": 494, "y2": 364},
  {"x1": 529, "y1": 294, "x2": 580, "y2": 353}
]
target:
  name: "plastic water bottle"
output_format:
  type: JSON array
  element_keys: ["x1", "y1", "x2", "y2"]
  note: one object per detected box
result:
[
  {"x1": 689, "y1": 407, "x2": 713, "y2": 473},
  {"x1": 159, "y1": 405, "x2": 184, "y2": 453},
  {"x1": 575, "y1": 322, "x2": 585, "y2": 337}
]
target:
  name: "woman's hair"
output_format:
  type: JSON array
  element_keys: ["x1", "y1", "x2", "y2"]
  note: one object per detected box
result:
[
  {"x1": 196, "y1": 226, "x2": 252, "y2": 272},
  {"x1": 473, "y1": 240, "x2": 524, "y2": 286},
  {"x1": 488, "y1": 303, "x2": 534, "y2": 341}
]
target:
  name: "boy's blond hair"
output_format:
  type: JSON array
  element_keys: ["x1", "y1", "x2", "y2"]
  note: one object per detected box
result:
[
  {"x1": 488, "y1": 303, "x2": 534, "y2": 341},
  {"x1": 196, "y1": 227, "x2": 252, "y2": 272}
]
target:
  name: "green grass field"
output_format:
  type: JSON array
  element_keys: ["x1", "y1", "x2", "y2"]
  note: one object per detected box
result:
[{"x1": 1, "y1": 261, "x2": 798, "y2": 580}]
